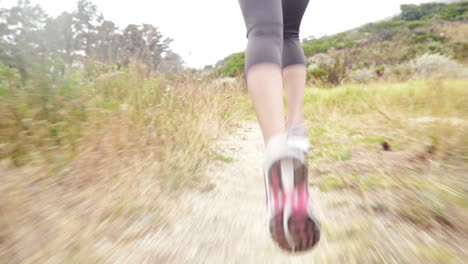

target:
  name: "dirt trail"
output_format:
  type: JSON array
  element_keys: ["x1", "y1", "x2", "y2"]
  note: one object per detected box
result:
[
  {"x1": 111, "y1": 121, "x2": 336, "y2": 263},
  {"x1": 111, "y1": 121, "x2": 465, "y2": 263}
]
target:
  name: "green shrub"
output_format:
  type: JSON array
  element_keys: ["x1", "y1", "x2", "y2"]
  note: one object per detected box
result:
[
  {"x1": 399, "y1": 47, "x2": 418, "y2": 62},
  {"x1": 375, "y1": 65, "x2": 385, "y2": 77},
  {"x1": 362, "y1": 21, "x2": 405, "y2": 33},
  {"x1": 361, "y1": 21, "x2": 406, "y2": 41},
  {"x1": 450, "y1": 41, "x2": 468, "y2": 62},
  {"x1": 217, "y1": 52, "x2": 245, "y2": 77},
  {"x1": 303, "y1": 39, "x2": 333, "y2": 56},
  {"x1": 308, "y1": 67, "x2": 328, "y2": 80},
  {"x1": 427, "y1": 42, "x2": 444, "y2": 54},
  {"x1": 0, "y1": 65, "x2": 21, "y2": 96},
  {"x1": 437, "y1": 2, "x2": 468, "y2": 20},
  {"x1": 401, "y1": 4, "x2": 423, "y2": 21},
  {"x1": 401, "y1": 3, "x2": 445, "y2": 21},
  {"x1": 401, "y1": 2, "x2": 468, "y2": 21},
  {"x1": 0, "y1": 64, "x2": 86, "y2": 164},
  {"x1": 391, "y1": 64, "x2": 414, "y2": 81},
  {"x1": 344, "y1": 41, "x2": 357, "y2": 48},
  {"x1": 405, "y1": 20, "x2": 431, "y2": 30},
  {"x1": 414, "y1": 34, "x2": 444, "y2": 43},
  {"x1": 302, "y1": 33, "x2": 356, "y2": 56}
]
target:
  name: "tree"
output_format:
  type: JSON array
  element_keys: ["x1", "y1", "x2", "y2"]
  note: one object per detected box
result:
[
  {"x1": 0, "y1": 0, "x2": 182, "y2": 76},
  {"x1": 0, "y1": 0, "x2": 48, "y2": 79},
  {"x1": 96, "y1": 20, "x2": 118, "y2": 64},
  {"x1": 141, "y1": 24, "x2": 164, "y2": 71},
  {"x1": 73, "y1": 0, "x2": 103, "y2": 57},
  {"x1": 121, "y1": 24, "x2": 142, "y2": 67},
  {"x1": 159, "y1": 50, "x2": 184, "y2": 73},
  {"x1": 120, "y1": 24, "x2": 171, "y2": 70},
  {"x1": 401, "y1": 4, "x2": 422, "y2": 21},
  {"x1": 43, "y1": 12, "x2": 74, "y2": 67}
]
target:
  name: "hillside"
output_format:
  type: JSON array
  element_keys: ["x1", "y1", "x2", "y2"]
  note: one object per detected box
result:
[{"x1": 216, "y1": 1, "x2": 468, "y2": 84}]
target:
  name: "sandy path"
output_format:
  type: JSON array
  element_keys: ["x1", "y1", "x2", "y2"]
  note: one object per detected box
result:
[{"x1": 111, "y1": 121, "x2": 330, "y2": 263}]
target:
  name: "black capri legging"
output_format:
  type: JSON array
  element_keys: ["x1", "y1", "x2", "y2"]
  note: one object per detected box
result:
[{"x1": 238, "y1": 0, "x2": 309, "y2": 75}]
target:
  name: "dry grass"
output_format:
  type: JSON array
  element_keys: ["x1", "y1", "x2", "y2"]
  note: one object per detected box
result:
[
  {"x1": 435, "y1": 22, "x2": 468, "y2": 63},
  {"x1": 436, "y1": 21, "x2": 468, "y2": 43},
  {"x1": 303, "y1": 78, "x2": 468, "y2": 261},
  {"x1": 0, "y1": 63, "x2": 247, "y2": 263}
]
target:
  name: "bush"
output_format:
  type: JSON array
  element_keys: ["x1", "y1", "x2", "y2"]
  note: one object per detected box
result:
[
  {"x1": 437, "y1": 2, "x2": 468, "y2": 20},
  {"x1": 401, "y1": 3, "x2": 445, "y2": 21},
  {"x1": 308, "y1": 53, "x2": 335, "y2": 69},
  {"x1": 405, "y1": 20, "x2": 431, "y2": 30},
  {"x1": 375, "y1": 65, "x2": 385, "y2": 77},
  {"x1": 449, "y1": 41, "x2": 468, "y2": 62},
  {"x1": 361, "y1": 21, "x2": 405, "y2": 41},
  {"x1": 401, "y1": 4, "x2": 424, "y2": 21},
  {"x1": 399, "y1": 47, "x2": 418, "y2": 62},
  {"x1": 307, "y1": 53, "x2": 348, "y2": 85},
  {"x1": 303, "y1": 39, "x2": 333, "y2": 56},
  {"x1": 400, "y1": 2, "x2": 468, "y2": 21},
  {"x1": 0, "y1": 64, "x2": 86, "y2": 164},
  {"x1": 362, "y1": 21, "x2": 405, "y2": 33},
  {"x1": 414, "y1": 34, "x2": 444, "y2": 43},
  {"x1": 427, "y1": 42, "x2": 444, "y2": 54},
  {"x1": 349, "y1": 68, "x2": 376, "y2": 83},
  {"x1": 216, "y1": 52, "x2": 245, "y2": 77},
  {"x1": 348, "y1": 65, "x2": 390, "y2": 83},
  {"x1": 307, "y1": 67, "x2": 328, "y2": 81},
  {"x1": 391, "y1": 64, "x2": 414, "y2": 81},
  {"x1": 302, "y1": 33, "x2": 356, "y2": 56},
  {"x1": 0, "y1": 65, "x2": 21, "y2": 95},
  {"x1": 411, "y1": 53, "x2": 467, "y2": 78}
]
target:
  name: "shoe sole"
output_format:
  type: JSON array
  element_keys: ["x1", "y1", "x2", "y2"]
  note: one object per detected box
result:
[
  {"x1": 270, "y1": 213, "x2": 320, "y2": 251},
  {"x1": 267, "y1": 158, "x2": 320, "y2": 252}
]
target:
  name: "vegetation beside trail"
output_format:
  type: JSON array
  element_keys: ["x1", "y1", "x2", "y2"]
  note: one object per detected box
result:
[
  {"x1": 0, "y1": 61, "x2": 248, "y2": 262},
  {"x1": 303, "y1": 80, "x2": 467, "y2": 230},
  {"x1": 310, "y1": 79, "x2": 468, "y2": 262}
]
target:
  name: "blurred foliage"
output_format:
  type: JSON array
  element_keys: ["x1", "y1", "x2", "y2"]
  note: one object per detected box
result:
[
  {"x1": 302, "y1": 79, "x2": 468, "y2": 237},
  {"x1": 216, "y1": 52, "x2": 245, "y2": 77},
  {"x1": 308, "y1": 67, "x2": 328, "y2": 80},
  {"x1": 401, "y1": 2, "x2": 468, "y2": 21},
  {"x1": 0, "y1": 59, "x2": 243, "y2": 169},
  {"x1": 0, "y1": 0, "x2": 183, "y2": 82},
  {"x1": 303, "y1": 33, "x2": 357, "y2": 56}
]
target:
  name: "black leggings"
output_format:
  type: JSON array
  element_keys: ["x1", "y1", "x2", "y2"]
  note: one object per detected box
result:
[{"x1": 238, "y1": 0, "x2": 309, "y2": 76}]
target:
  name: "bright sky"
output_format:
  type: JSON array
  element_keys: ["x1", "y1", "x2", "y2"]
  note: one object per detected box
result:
[{"x1": 2, "y1": 0, "x2": 439, "y2": 68}]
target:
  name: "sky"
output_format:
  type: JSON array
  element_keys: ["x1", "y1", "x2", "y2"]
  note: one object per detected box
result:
[{"x1": 1, "y1": 0, "x2": 441, "y2": 68}]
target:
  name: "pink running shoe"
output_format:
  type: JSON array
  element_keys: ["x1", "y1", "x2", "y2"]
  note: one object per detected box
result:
[{"x1": 264, "y1": 129, "x2": 320, "y2": 252}]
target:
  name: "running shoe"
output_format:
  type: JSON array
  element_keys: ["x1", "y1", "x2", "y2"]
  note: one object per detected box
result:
[{"x1": 264, "y1": 131, "x2": 320, "y2": 252}]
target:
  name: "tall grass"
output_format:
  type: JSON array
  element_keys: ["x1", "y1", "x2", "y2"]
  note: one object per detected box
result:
[
  {"x1": 303, "y1": 79, "x2": 467, "y2": 235},
  {"x1": 0, "y1": 61, "x2": 244, "y2": 179},
  {"x1": 304, "y1": 79, "x2": 467, "y2": 156},
  {"x1": 0, "y1": 61, "x2": 246, "y2": 263}
]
